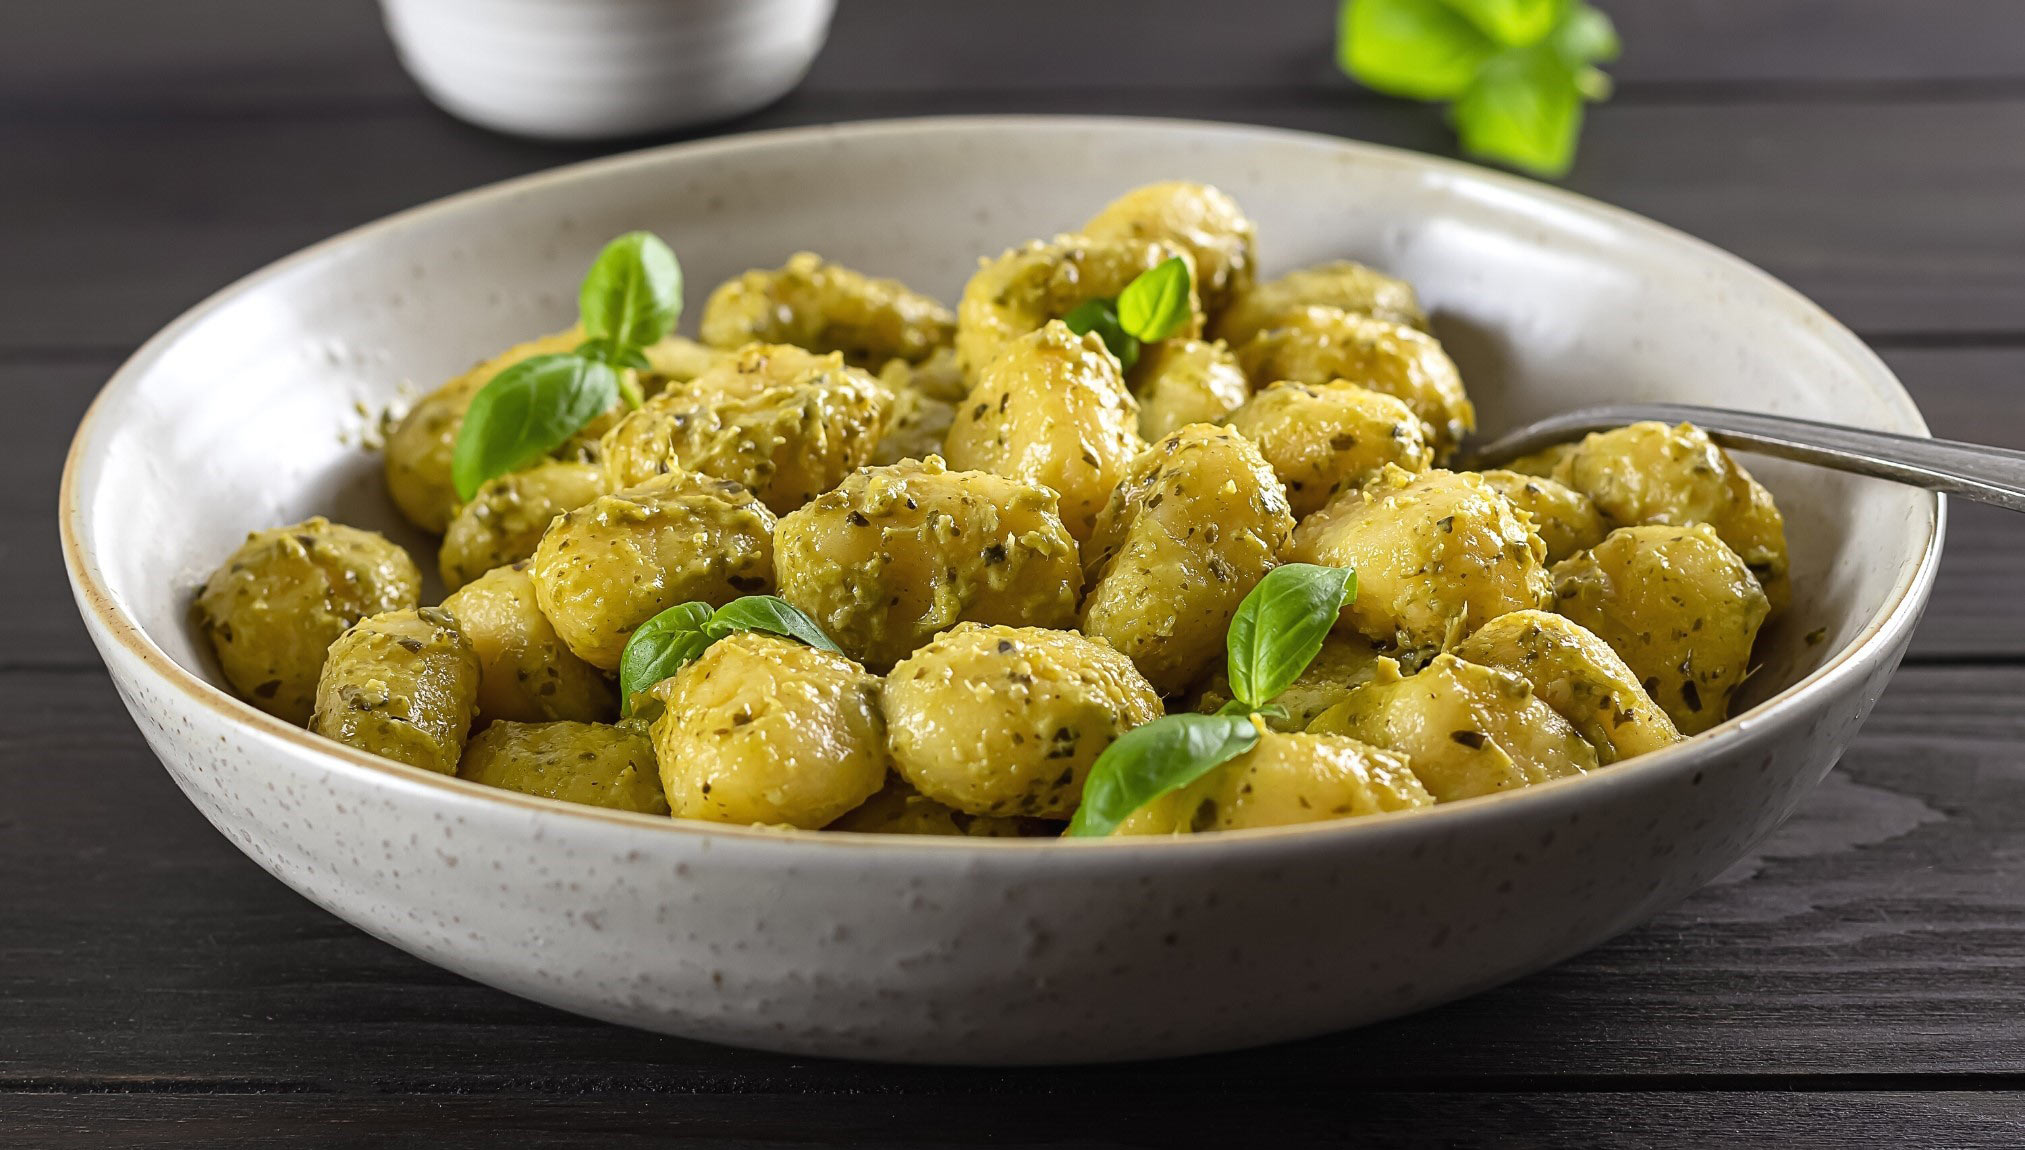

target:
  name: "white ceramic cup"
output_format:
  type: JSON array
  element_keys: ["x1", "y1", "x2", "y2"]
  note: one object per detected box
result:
[{"x1": 380, "y1": 0, "x2": 836, "y2": 140}]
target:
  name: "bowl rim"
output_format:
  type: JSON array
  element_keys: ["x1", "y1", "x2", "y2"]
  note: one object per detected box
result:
[{"x1": 59, "y1": 113, "x2": 1947, "y2": 856}]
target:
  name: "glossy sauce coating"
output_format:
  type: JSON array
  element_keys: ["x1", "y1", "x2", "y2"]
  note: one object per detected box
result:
[
  {"x1": 459, "y1": 720, "x2": 668, "y2": 815},
  {"x1": 942, "y1": 321, "x2": 1146, "y2": 542},
  {"x1": 529, "y1": 470, "x2": 776, "y2": 671},
  {"x1": 1454, "y1": 609, "x2": 1682, "y2": 764},
  {"x1": 1472, "y1": 469, "x2": 1606, "y2": 564},
  {"x1": 196, "y1": 517, "x2": 421, "y2": 725},
  {"x1": 1114, "y1": 728, "x2": 1433, "y2": 834},
  {"x1": 773, "y1": 456, "x2": 1082, "y2": 670},
  {"x1": 884, "y1": 623, "x2": 1163, "y2": 818},
  {"x1": 1080, "y1": 424, "x2": 1295, "y2": 695},
  {"x1": 700, "y1": 251, "x2": 956, "y2": 367},
  {"x1": 1551, "y1": 523, "x2": 1771, "y2": 736},
  {"x1": 1224, "y1": 379, "x2": 1433, "y2": 518},
  {"x1": 1287, "y1": 466, "x2": 1551, "y2": 658},
  {"x1": 310, "y1": 606, "x2": 481, "y2": 775},
  {"x1": 598, "y1": 342, "x2": 893, "y2": 515},
  {"x1": 1189, "y1": 633, "x2": 1404, "y2": 732},
  {"x1": 440, "y1": 563, "x2": 615, "y2": 726},
  {"x1": 650, "y1": 632, "x2": 887, "y2": 828},
  {"x1": 1236, "y1": 306, "x2": 1474, "y2": 456},
  {"x1": 438, "y1": 459, "x2": 607, "y2": 592},
  {"x1": 1550, "y1": 421, "x2": 1790, "y2": 613},
  {"x1": 1310, "y1": 652, "x2": 1596, "y2": 802},
  {"x1": 955, "y1": 233, "x2": 1202, "y2": 375},
  {"x1": 1128, "y1": 338, "x2": 1252, "y2": 442},
  {"x1": 1212, "y1": 259, "x2": 1428, "y2": 348},
  {"x1": 1081, "y1": 180, "x2": 1257, "y2": 315}
]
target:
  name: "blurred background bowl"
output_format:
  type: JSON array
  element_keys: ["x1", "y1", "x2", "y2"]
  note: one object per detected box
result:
[{"x1": 379, "y1": 0, "x2": 835, "y2": 140}]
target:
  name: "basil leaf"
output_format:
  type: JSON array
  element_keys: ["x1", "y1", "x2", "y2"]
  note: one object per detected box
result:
[
  {"x1": 1066, "y1": 714, "x2": 1262, "y2": 837},
  {"x1": 1550, "y1": 3, "x2": 1619, "y2": 65},
  {"x1": 450, "y1": 353, "x2": 620, "y2": 501},
  {"x1": 1225, "y1": 563, "x2": 1358, "y2": 711},
  {"x1": 1453, "y1": 46, "x2": 1584, "y2": 177},
  {"x1": 1339, "y1": 0, "x2": 1498, "y2": 101},
  {"x1": 1115, "y1": 257, "x2": 1193, "y2": 344},
  {"x1": 1062, "y1": 297, "x2": 1139, "y2": 371},
  {"x1": 704, "y1": 595, "x2": 842, "y2": 653},
  {"x1": 617, "y1": 601, "x2": 715, "y2": 718},
  {"x1": 578, "y1": 231, "x2": 683, "y2": 365},
  {"x1": 617, "y1": 596, "x2": 843, "y2": 717},
  {"x1": 1441, "y1": 0, "x2": 1558, "y2": 46}
]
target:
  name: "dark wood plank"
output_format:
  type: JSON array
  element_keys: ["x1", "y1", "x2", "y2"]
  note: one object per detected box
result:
[
  {"x1": 12, "y1": 0, "x2": 2025, "y2": 111},
  {"x1": 3, "y1": 665, "x2": 2020, "y2": 1089},
  {"x1": 5, "y1": 1089, "x2": 2025, "y2": 1149},
  {"x1": 9, "y1": 92, "x2": 2025, "y2": 357}
]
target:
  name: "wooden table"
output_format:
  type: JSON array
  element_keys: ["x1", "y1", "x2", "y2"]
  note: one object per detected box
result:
[{"x1": 5, "y1": 1, "x2": 2023, "y2": 1144}]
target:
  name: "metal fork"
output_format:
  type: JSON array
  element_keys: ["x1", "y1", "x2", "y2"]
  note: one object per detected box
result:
[{"x1": 1458, "y1": 403, "x2": 2025, "y2": 513}]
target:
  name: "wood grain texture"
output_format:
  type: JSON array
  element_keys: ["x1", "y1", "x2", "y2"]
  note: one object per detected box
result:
[
  {"x1": 12, "y1": 0, "x2": 2025, "y2": 109},
  {"x1": 3, "y1": 1090, "x2": 2024, "y2": 1150},
  {"x1": 2, "y1": 667, "x2": 2019, "y2": 1090},
  {"x1": 8, "y1": 96, "x2": 2025, "y2": 356},
  {"x1": 8, "y1": 0, "x2": 2025, "y2": 1141}
]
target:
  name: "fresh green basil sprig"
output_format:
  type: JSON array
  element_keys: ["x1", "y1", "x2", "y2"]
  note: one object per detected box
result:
[
  {"x1": 450, "y1": 230, "x2": 683, "y2": 501},
  {"x1": 1337, "y1": 0, "x2": 1619, "y2": 177},
  {"x1": 617, "y1": 595, "x2": 841, "y2": 719},
  {"x1": 1066, "y1": 563, "x2": 1359, "y2": 837},
  {"x1": 1062, "y1": 256, "x2": 1194, "y2": 371}
]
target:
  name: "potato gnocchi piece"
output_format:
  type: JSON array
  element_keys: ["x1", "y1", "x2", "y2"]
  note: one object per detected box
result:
[
  {"x1": 1081, "y1": 424, "x2": 1295, "y2": 695},
  {"x1": 700, "y1": 251, "x2": 955, "y2": 366},
  {"x1": 1129, "y1": 338, "x2": 1252, "y2": 442},
  {"x1": 1114, "y1": 729, "x2": 1432, "y2": 834},
  {"x1": 1472, "y1": 468, "x2": 1606, "y2": 564},
  {"x1": 884, "y1": 624, "x2": 1164, "y2": 818},
  {"x1": 384, "y1": 328, "x2": 584, "y2": 534},
  {"x1": 1081, "y1": 180, "x2": 1257, "y2": 315},
  {"x1": 773, "y1": 457, "x2": 1082, "y2": 670},
  {"x1": 955, "y1": 233, "x2": 1202, "y2": 375},
  {"x1": 196, "y1": 517, "x2": 421, "y2": 725},
  {"x1": 1453, "y1": 609, "x2": 1682, "y2": 764},
  {"x1": 827, "y1": 776, "x2": 1059, "y2": 837},
  {"x1": 529, "y1": 470, "x2": 776, "y2": 671},
  {"x1": 599, "y1": 343, "x2": 893, "y2": 515},
  {"x1": 870, "y1": 364, "x2": 958, "y2": 466},
  {"x1": 1286, "y1": 466, "x2": 1551, "y2": 659},
  {"x1": 942, "y1": 320, "x2": 1146, "y2": 541},
  {"x1": 1309, "y1": 653, "x2": 1597, "y2": 802},
  {"x1": 650, "y1": 632, "x2": 888, "y2": 829},
  {"x1": 1189, "y1": 633, "x2": 1404, "y2": 732},
  {"x1": 1213, "y1": 260, "x2": 1428, "y2": 348},
  {"x1": 440, "y1": 563, "x2": 615, "y2": 727},
  {"x1": 1550, "y1": 421, "x2": 1790, "y2": 612},
  {"x1": 1236, "y1": 306, "x2": 1474, "y2": 457},
  {"x1": 1551, "y1": 524, "x2": 1770, "y2": 735},
  {"x1": 438, "y1": 460, "x2": 607, "y2": 592},
  {"x1": 383, "y1": 329, "x2": 713, "y2": 536},
  {"x1": 310, "y1": 606, "x2": 481, "y2": 775},
  {"x1": 1223, "y1": 379, "x2": 1433, "y2": 518},
  {"x1": 458, "y1": 720, "x2": 667, "y2": 815}
]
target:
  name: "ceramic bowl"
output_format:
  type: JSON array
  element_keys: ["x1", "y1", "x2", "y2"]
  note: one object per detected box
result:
[
  {"x1": 61, "y1": 117, "x2": 1942, "y2": 1065},
  {"x1": 379, "y1": 0, "x2": 835, "y2": 140}
]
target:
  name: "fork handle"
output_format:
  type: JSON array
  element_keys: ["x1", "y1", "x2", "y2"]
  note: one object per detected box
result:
[{"x1": 1464, "y1": 402, "x2": 2025, "y2": 513}]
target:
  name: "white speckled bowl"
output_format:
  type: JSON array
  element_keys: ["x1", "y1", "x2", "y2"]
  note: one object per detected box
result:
[{"x1": 61, "y1": 118, "x2": 1941, "y2": 1064}]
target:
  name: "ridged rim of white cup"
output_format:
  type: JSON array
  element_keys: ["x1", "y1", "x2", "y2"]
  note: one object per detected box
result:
[{"x1": 59, "y1": 115, "x2": 1946, "y2": 854}]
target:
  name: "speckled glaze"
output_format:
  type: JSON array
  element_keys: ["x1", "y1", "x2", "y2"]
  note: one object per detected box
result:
[{"x1": 61, "y1": 118, "x2": 1942, "y2": 1064}]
